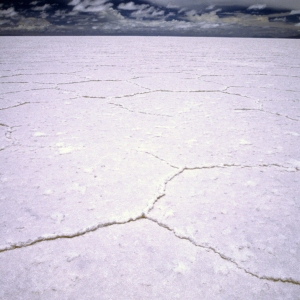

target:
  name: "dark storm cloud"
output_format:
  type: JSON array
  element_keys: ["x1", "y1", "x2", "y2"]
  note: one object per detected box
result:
[{"x1": 0, "y1": 0, "x2": 299, "y2": 37}]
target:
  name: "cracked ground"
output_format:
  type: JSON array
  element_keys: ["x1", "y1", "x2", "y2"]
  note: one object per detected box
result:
[{"x1": 0, "y1": 36, "x2": 300, "y2": 299}]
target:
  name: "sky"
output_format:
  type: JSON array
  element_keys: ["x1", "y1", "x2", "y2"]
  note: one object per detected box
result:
[{"x1": 0, "y1": 0, "x2": 300, "y2": 37}]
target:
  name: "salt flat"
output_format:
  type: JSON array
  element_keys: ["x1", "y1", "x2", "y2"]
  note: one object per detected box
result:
[{"x1": 0, "y1": 37, "x2": 299, "y2": 299}]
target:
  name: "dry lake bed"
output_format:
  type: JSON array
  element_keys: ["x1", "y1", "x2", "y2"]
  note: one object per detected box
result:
[{"x1": 0, "y1": 37, "x2": 300, "y2": 299}]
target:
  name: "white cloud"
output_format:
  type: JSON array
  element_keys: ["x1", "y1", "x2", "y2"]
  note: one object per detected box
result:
[
  {"x1": 179, "y1": 8, "x2": 288, "y2": 29},
  {"x1": 0, "y1": 7, "x2": 18, "y2": 17},
  {"x1": 68, "y1": 1, "x2": 125, "y2": 22},
  {"x1": 118, "y1": 2, "x2": 149, "y2": 11},
  {"x1": 166, "y1": 3, "x2": 179, "y2": 9},
  {"x1": 40, "y1": 11, "x2": 49, "y2": 19},
  {"x1": 185, "y1": 10, "x2": 198, "y2": 17},
  {"x1": 247, "y1": 4, "x2": 267, "y2": 10},
  {"x1": 70, "y1": 0, "x2": 108, "y2": 6},
  {"x1": 69, "y1": 0, "x2": 81, "y2": 5},
  {"x1": 130, "y1": 6, "x2": 165, "y2": 19},
  {"x1": 206, "y1": 5, "x2": 216, "y2": 10},
  {"x1": 144, "y1": 0, "x2": 300, "y2": 10},
  {"x1": 32, "y1": 4, "x2": 51, "y2": 11},
  {"x1": 271, "y1": 17, "x2": 286, "y2": 22},
  {"x1": 0, "y1": 19, "x2": 10, "y2": 25},
  {"x1": 118, "y1": 2, "x2": 167, "y2": 20},
  {"x1": 53, "y1": 9, "x2": 79, "y2": 18},
  {"x1": 178, "y1": 8, "x2": 187, "y2": 13},
  {"x1": 53, "y1": 10, "x2": 63, "y2": 17},
  {"x1": 184, "y1": 10, "x2": 221, "y2": 24},
  {"x1": 290, "y1": 10, "x2": 300, "y2": 14},
  {"x1": 166, "y1": 12, "x2": 176, "y2": 17},
  {"x1": 79, "y1": 4, "x2": 112, "y2": 12},
  {"x1": 118, "y1": 17, "x2": 192, "y2": 31},
  {"x1": 71, "y1": 0, "x2": 112, "y2": 13},
  {"x1": 16, "y1": 17, "x2": 50, "y2": 30}
]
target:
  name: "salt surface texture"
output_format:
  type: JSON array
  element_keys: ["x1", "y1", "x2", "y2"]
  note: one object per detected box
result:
[{"x1": 0, "y1": 37, "x2": 299, "y2": 299}]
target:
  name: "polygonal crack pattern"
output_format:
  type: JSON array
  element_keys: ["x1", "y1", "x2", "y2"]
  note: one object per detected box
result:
[{"x1": 1, "y1": 37, "x2": 300, "y2": 298}]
